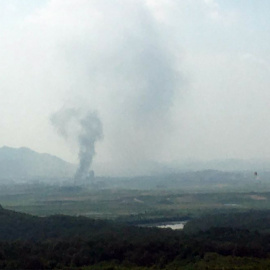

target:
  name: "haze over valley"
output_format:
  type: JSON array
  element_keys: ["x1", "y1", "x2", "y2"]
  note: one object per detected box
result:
[
  {"x1": 1, "y1": 1, "x2": 270, "y2": 269},
  {"x1": 1, "y1": 1, "x2": 270, "y2": 177}
]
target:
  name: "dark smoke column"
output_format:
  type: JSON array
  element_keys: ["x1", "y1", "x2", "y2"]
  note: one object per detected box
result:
[
  {"x1": 50, "y1": 108, "x2": 103, "y2": 185},
  {"x1": 74, "y1": 112, "x2": 103, "y2": 185}
]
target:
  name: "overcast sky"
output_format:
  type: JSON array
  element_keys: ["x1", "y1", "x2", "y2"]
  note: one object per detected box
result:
[{"x1": 1, "y1": 0, "x2": 270, "y2": 176}]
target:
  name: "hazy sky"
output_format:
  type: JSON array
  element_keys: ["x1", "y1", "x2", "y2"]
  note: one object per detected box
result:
[{"x1": 1, "y1": 0, "x2": 270, "y2": 176}]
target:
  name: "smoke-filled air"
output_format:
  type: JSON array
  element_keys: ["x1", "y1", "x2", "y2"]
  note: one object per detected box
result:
[
  {"x1": 1, "y1": 1, "x2": 270, "y2": 176},
  {"x1": 2, "y1": 3, "x2": 270, "y2": 269},
  {"x1": 51, "y1": 108, "x2": 103, "y2": 184}
]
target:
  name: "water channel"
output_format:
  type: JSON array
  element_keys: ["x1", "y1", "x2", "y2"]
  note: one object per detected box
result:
[{"x1": 139, "y1": 221, "x2": 188, "y2": 230}]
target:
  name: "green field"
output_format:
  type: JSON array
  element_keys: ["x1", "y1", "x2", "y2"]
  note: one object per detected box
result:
[
  {"x1": 2, "y1": 181, "x2": 270, "y2": 222},
  {"x1": 2, "y1": 179, "x2": 270, "y2": 269}
]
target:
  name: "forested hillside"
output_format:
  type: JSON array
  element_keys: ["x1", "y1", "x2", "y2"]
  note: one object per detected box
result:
[
  {"x1": 184, "y1": 210, "x2": 270, "y2": 234},
  {"x1": 1, "y1": 206, "x2": 270, "y2": 269}
]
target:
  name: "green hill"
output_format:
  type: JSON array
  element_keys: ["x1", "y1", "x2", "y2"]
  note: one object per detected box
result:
[{"x1": 1, "y1": 206, "x2": 270, "y2": 269}]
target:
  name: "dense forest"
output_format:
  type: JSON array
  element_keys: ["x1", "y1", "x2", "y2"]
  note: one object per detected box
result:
[{"x1": 1, "y1": 206, "x2": 270, "y2": 269}]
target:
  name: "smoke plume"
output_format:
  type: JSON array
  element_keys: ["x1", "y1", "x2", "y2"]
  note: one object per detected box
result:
[{"x1": 51, "y1": 108, "x2": 103, "y2": 183}]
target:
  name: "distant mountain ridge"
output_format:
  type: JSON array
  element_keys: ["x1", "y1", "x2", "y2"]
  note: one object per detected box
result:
[
  {"x1": 0, "y1": 146, "x2": 75, "y2": 181},
  {"x1": 177, "y1": 158, "x2": 270, "y2": 172}
]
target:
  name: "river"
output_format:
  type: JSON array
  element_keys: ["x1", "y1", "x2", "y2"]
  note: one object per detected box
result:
[{"x1": 139, "y1": 221, "x2": 188, "y2": 230}]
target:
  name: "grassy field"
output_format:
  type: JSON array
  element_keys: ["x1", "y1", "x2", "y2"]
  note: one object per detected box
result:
[{"x1": 1, "y1": 181, "x2": 270, "y2": 221}]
